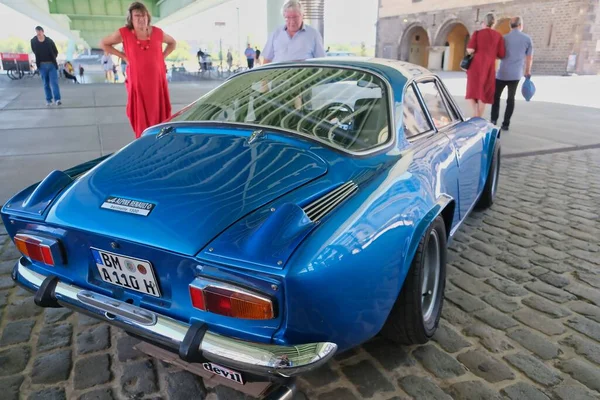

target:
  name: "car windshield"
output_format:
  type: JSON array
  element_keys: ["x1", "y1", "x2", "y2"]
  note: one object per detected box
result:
[{"x1": 171, "y1": 66, "x2": 391, "y2": 153}]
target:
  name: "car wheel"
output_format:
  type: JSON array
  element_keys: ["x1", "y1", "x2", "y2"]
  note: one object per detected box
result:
[
  {"x1": 476, "y1": 142, "x2": 501, "y2": 209},
  {"x1": 381, "y1": 215, "x2": 447, "y2": 344}
]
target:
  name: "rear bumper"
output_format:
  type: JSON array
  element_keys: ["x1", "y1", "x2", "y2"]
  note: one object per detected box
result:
[{"x1": 13, "y1": 258, "x2": 337, "y2": 378}]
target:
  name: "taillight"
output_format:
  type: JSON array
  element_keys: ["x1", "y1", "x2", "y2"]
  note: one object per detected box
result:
[
  {"x1": 189, "y1": 280, "x2": 274, "y2": 320},
  {"x1": 14, "y1": 233, "x2": 63, "y2": 266}
]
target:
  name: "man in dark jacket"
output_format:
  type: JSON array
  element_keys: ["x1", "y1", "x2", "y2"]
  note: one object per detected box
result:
[{"x1": 31, "y1": 26, "x2": 62, "y2": 106}]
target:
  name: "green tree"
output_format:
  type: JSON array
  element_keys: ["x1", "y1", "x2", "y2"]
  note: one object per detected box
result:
[
  {"x1": 165, "y1": 40, "x2": 192, "y2": 62},
  {"x1": 0, "y1": 36, "x2": 29, "y2": 53}
]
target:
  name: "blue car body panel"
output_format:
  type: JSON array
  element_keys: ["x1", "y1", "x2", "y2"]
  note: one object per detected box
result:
[{"x1": 2, "y1": 58, "x2": 498, "y2": 353}]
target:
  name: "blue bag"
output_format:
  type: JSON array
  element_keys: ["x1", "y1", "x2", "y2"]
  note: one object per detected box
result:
[{"x1": 522, "y1": 76, "x2": 536, "y2": 102}]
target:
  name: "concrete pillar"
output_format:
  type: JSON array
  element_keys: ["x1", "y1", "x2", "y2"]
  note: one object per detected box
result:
[
  {"x1": 66, "y1": 39, "x2": 75, "y2": 61},
  {"x1": 267, "y1": 0, "x2": 286, "y2": 34}
]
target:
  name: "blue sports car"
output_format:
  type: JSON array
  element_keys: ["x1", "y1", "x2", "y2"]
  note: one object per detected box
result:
[{"x1": 2, "y1": 58, "x2": 500, "y2": 398}]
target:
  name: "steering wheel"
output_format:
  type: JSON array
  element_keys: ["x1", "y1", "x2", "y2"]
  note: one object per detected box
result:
[{"x1": 313, "y1": 102, "x2": 356, "y2": 145}]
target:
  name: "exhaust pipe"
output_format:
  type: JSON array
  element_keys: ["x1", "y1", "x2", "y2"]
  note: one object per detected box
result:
[{"x1": 263, "y1": 379, "x2": 297, "y2": 400}]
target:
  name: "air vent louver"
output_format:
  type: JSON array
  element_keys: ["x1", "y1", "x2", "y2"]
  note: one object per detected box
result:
[{"x1": 303, "y1": 181, "x2": 358, "y2": 222}]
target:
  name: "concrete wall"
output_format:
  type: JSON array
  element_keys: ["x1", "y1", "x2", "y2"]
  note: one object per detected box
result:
[{"x1": 377, "y1": 0, "x2": 600, "y2": 75}]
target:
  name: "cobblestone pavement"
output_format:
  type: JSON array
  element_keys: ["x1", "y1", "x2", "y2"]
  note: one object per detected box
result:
[{"x1": 1, "y1": 148, "x2": 599, "y2": 400}]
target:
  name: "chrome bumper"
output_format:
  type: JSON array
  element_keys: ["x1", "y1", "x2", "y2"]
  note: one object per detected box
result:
[{"x1": 14, "y1": 258, "x2": 337, "y2": 377}]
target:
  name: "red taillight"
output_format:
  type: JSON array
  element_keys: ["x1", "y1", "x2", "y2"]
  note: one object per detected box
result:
[
  {"x1": 189, "y1": 282, "x2": 274, "y2": 320},
  {"x1": 14, "y1": 234, "x2": 61, "y2": 266}
]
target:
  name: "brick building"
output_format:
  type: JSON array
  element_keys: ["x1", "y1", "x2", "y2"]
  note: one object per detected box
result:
[{"x1": 376, "y1": 0, "x2": 600, "y2": 75}]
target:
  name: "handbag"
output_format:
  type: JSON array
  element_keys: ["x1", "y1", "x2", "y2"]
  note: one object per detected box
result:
[
  {"x1": 521, "y1": 75, "x2": 536, "y2": 101},
  {"x1": 460, "y1": 31, "x2": 477, "y2": 71}
]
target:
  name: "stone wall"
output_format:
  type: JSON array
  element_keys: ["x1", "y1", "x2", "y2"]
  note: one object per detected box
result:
[{"x1": 377, "y1": 0, "x2": 600, "y2": 75}]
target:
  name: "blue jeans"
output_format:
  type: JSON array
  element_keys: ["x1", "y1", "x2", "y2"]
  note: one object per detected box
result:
[{"x1": 39, "y1": 63, "x2": 61, "y2": 103}]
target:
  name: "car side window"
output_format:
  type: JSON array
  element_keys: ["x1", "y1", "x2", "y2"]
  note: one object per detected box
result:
[
  {"x1": 402, "y1": 85, "x2": 432, "y2": 138},
  {"x1": 416, "y1": 81, "x2": 453, "y2": 130}
]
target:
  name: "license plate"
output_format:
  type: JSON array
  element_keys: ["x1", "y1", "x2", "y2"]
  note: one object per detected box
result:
[
  {"x1": 91, "y1": 248, "x2": 161, "y2": 297},
  {"x1": 202, "y1": 362, "x2": 244, "y2": 385}
]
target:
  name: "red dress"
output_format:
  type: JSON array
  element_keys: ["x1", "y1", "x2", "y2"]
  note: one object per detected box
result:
[
  {"x1": 119, "y1": 26, "x2": 171, "y2": 138},
  {"x1": 466, "y1": 28, "x2": 505, "y2": 104}
]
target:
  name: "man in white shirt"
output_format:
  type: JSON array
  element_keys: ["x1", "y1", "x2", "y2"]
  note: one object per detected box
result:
[{"x1": 262, "y1": 0, "x2": 326, "y2": 64}]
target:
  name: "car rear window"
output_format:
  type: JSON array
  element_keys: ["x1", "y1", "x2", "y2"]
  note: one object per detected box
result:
[{"x1": 171, "y1": 66, "x2": 391, "y2": 153}]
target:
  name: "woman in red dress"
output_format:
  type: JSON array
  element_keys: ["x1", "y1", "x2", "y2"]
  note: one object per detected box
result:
[
  {"x1": 100, "y1": 2, "x2": 176, "y2": 138},
  {"x1": 465, "y1": 13, "x2": 505, "y2": 118}
]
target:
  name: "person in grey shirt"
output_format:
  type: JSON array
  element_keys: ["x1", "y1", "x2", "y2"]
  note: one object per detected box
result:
[
  {"x1": 491, "y1": 16, "x2": 533, "y2": 130},
  {"x1": 262, "y1": 0, "x2": 325, "y2": 64}
]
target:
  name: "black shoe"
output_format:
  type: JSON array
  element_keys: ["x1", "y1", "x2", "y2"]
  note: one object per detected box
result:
[
  {"x1": 501, "y1": 125, "x2": 509, "y2": 131},
  {"x1": 491, "y1": 120, "x2": 497, "y2": 125}
]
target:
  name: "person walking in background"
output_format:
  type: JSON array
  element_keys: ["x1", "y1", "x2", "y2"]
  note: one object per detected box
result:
[
  {"x1": 101, "y1": 52, "x2": 114, "y2": 82},
  {"x1": 262, "y1": 0, "x2": 325, "y2": 64},
  {"x1": 100, "y1": 1, "x2": 176, "y2": 138},
  {"x1": 119, "y1": 50, "x2": 128, "y2": 79},
  {"x1": 255, "y1": 46, "x2": 261, "y2": 66},
  {"x1": 491, "y1": 16, "x2": 533, "y2": 131},
  {"x1": 226, "y1": 49, "x2": 233, "y2": 72},
  {"x1": 78, "y1": 64, "x2": 85, "y2": 83},
  {"x1": 465, "y1": 13, "x2": 505, "y2": 118},
  {"x1": 30, "y1": 26, "x2": 62, "y2": 106},
  {"x1": 245, "y1": 44, "x2": 256, "y2": 69}
]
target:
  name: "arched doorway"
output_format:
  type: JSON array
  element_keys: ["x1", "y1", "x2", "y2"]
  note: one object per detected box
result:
[
  {"x1": 398, "y1": 25, "x2": 430, "y2": 68},
  {"x1": 434, "y1": 21, "x2": 470, "y2": 71}
]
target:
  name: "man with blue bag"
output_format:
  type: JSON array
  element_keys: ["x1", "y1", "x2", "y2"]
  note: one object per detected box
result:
[{"x1": 491, "y1": 16, "x2": 534, "y2": 131}]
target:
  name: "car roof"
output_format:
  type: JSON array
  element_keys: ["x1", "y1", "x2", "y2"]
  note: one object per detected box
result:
[{"x1": 262, "y1": 57, "x2": 434, "y2": 95}]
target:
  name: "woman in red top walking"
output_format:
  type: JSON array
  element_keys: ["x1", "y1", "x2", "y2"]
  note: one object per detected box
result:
[
  {"x1": 100, "y1": 2, "x2": 176, "y2": 138},
  {"x1": 465, "y1": 13, "x2": 505, "y2": 118}
]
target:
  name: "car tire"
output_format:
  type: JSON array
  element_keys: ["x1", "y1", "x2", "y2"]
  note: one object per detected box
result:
[
  {"x1": 380, "y1": 215, "x2": 447, "y2": 345},
  {"x1": 476, "y1": 141, "x2": 501, "y2": 209}
]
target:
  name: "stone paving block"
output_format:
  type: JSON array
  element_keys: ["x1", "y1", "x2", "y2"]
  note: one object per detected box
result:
[
  {"x1": 463, "y1": 324, "x2": 514, "y2": 353},
  {"x1": 445, "y1": 289, "x2": 487, "y2": 313},
  {"x1": 568, "y1": 250, "x2": 599, "y2": 266},
  {"x1": 457, "y1": 349, "x2": 515, "y2": 383},
  {"x1": 568, "y1": 303, "x2": 600, "y2": 323},
  {"x1": 449, "y1": 273, "x2": 490, "y2": 296},
  {"x1": 451, "y1": 259, "x2": 493, "y2": 278},
  {"x1": 333, "y1": 347, "x2": 359, "y2": 362},
  {"x1": 31, "y1": 349, "x2": 71, "y2": 384},
  {"x1": 341, "y1": 360, "x2": 394, "y2": 398},
  {"x1": 0, "y1": 319, "x2": 35, "y2": 345},
  {"x1": 461, "y1": 249, "x2": 495, "y2": 268},
  {"x1": 0, "y1": 260, "x2": 14, "y2": 275},
  {"x1": 553, "y1": 382, "x2": 600, "y2": 400},
  {"x1": 0, "y1": 290, "x2": 9, "y2": 309},
  {"x1": 74, "y1": 353, "x2": 111, "y2": 390},
  {"x1": 412, "y1": 345, "x2": 466, "y2": 379},
  {"x1": 565, "y1": 316, "x2": 600, "y2": 341},
  {"x1": 37, "y1": 323, "x2": 73, "y2": 352},
  {"x1": 441, "y1": 303, "x2": 473, "y2": 326},
  {"x1": 44, "y1": 308, "x2": 73, "y2": 325},
  {"x1": 398, "y1": 375, "x2": 451, "y2": 400},
  {"x1": 5, "y1": 297, "x2": 43, "y2": 320},
  {"x1": 496, "y1": 253, "x2": 532, "y2": 270},
  {"x1": 508, "y1": 328, "x2": 562, "y2": 360},
  {"x1": 117, "y1": 335, "x2": 144, "y2": 362},
  {"x1": 362, "y1": 337, "x2": 416, "y2": 370},
  {"x1": 560, "y1": 335, "x2": 600, "y2": 365},
  {"x1": 78, "y1": 388, "x2": 115, "y2": 400},
  {"x1": 564, "y1": 283, "x2": 600, "y2": 307},
  {"x1": 447, "y1": 380, "x2": 504, "y2": 400},
  {"x1": 504, "y1": 353, "x2": 562, "y2": 387},
  {"x1": 573, "y1": 271, "x2": 600, "y2": 289},
  {"x1": 302, "y1": 364, "x2": 339, "y2": 387},
  {"x1": 469, "y1": 241, "x2": 502, "y2": 256},
  {"x1": 77, "y1": 314, "x2": 102, "y2": 327},
  {"x1": 432, "y1": 321, "x2": 471, "y2": 353},
  {"x1": 486, "y1": 277, "x2": 529, "y2": 297},
  {"x1": 317, "y1": 388, "x2": 359, "y2": 400},
  {"x1": 475, "y1": 308, "x2": 519, "y2": 330},
  {"x1": 538, "y1": 272, "x2": 571, "y2": 288},
  {"x1": 524, "y1": 282, "x2": 577, "y2": 306},
  {"x1": 522, "y1": 296, "x2": 572, "y2": 318},
  {"x1": 501, "y1": 382, "x2": 551, "y2": 400},
  {"x1": 491, "y1": 264, "x2": 534, "y2": 283},
  {"x1": 514, "y1": 308, "x2": 566, "y2": 336},
  {"x1": 0, "y1": 246, "x2": 21, "y2": 262},
  {"x1": 28, "y1": 388, "x2": 67, "y2": 400},
  {"x1": 555, "y1": 359, "x2": 600, "y2": 392},
  {"x1": 481, "y1": 292, "x2": 521, "y2": 313},
  {"x1": 532, "y1": 246, "x2": 570, "y2": 260},
  {"x1": 0, "y1": 347, "x2": 30, "y2": 377},
  {"x1": 531, "y1": 258, "x2": 573, "y2": 274},
  {"x1": 165, "y1": 370, "x2": 207, "y2": 400},
  {"x1": 0, "y1": 375, "x2": 24, "y2": 400},
  {"x1": 77, "y1": 325, "x2": 110, "y2": 354},
  {"x1": 121, "y1": 359, "x2": 158, "y2": 396}
]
